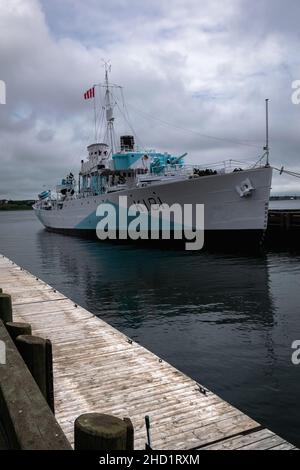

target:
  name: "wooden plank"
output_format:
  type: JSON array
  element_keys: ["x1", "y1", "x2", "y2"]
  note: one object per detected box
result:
[
  {"x1": 270, "y1": 443, "x2": 298, "y2": 450},
  {"x1": 201, "y1": 429, "x2": 273, "y2": 450},
  {"x1": 152, "y1": 413, "x2": 258, "y2": 450},
  {"x1": 238, "y1": 434, "x2": 287, "y2": 450}
]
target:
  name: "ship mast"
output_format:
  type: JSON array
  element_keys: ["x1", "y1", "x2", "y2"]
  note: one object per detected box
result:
[
  {"x1": 103, "y1": 62, "x2": 115, "y2": 155},
  {"x1": 264, "y1": 98, "x2": 270, "y2": 167}
]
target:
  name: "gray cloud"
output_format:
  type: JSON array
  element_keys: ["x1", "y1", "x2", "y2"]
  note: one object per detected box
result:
[{"x1": 1, "y1": 0, "x2": 300, "y2": 198}]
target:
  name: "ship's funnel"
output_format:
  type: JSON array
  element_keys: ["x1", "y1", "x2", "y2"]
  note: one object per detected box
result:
[{"x1": 120, "y1": 135, "x2": 134, "y2": 152}]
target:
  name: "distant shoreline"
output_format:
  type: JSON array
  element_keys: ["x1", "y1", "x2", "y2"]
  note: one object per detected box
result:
[
  {"x1": 0, "y1": 200, "x2": 34, "y2": 211},
  {"x1": 0, "y1": 206, "x2": 33, "y2": 211}
]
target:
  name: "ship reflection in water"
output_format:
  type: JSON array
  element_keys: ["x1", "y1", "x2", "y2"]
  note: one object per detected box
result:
[
  {"x1": 1, "y1": 210, "x2": 300, "y2": 447},
  {"x1": 36, "y1": 227, "x2": 275, "y2": 330}
]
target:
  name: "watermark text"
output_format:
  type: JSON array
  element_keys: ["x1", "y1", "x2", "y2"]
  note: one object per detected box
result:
[
  {"x1": 291, "y1": 80, "x2": 300, "y2": 105},
  {"x1": 291, "y1": 340, "x2": 300, "y2": 365},
  {"x1": 0, "y1": 80, "x2": 6, "y2": 104},
  {"x1": 0, "y1": 340, "x2": 6, "y2": 365},
  {"x1": 96, "y1": 196, "x2": 204, "y2": 250}
]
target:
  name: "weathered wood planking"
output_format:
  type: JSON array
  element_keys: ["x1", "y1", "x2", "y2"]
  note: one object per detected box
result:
[{"x1": 0, "y1": 254, "x2": 297, "y2": 450}]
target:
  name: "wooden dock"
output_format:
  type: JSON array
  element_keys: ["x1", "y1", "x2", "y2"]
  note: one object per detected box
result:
[
  {"x1": 268, "y1": 209, "x2": 300, "y2": 232},
  {"x1": 0, "y1": 254, "x2": 297, "y2": 450},
  {"x1": 266, "y1": 209, "x2": 300, "y2": 247}
]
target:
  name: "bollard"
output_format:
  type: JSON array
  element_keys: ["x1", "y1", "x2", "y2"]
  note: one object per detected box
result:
[
  {"x1": 74, "y1": 413, "x2": 133, "y2": 450},
  {"x1": 6, "y1": 322, "x2": 32, "y2": 344},
  {"x1": 123, "y1": 417, "x2": 134, "y2": 451},
  {"x1": 16, "y1": 335, "x2": 54, "y2": 413},
  {"x1": 0, "y1": 293, "x2": 13, "y2": 324}
]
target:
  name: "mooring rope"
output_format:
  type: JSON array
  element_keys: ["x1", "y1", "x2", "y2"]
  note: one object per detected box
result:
[{"x1": 273, "y1": 166, "x2": 300, "y2": 179}]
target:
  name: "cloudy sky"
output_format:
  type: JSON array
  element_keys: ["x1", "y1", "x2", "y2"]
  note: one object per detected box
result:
[{"x1": 1, "y1": 0, "x2": 300, "y2": 198}]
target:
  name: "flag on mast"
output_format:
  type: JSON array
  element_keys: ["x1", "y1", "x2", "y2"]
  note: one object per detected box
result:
[{"x1": 84, "y1": 87, "x2": 95, "y2": 100}]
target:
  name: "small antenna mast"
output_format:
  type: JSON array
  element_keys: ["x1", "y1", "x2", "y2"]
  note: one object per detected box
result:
[{"x1": 264, "y1": 98, "x2": 270, "y2": 166}]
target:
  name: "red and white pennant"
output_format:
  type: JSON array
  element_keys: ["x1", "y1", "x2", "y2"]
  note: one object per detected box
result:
[{"x1": 84, "y1": 87, "x2": 95, "y2": 100}]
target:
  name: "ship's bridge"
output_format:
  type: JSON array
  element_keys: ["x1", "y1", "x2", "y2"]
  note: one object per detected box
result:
[{"x1": 80, "y1": 143, "x2": 109, "y2": 175}]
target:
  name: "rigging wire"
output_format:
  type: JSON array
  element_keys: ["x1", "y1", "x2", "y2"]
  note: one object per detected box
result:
[
  {"x1": 97, "y1": 86, "x2": 107, "y2": 143},
  {"x1": 114, "y1": 98, "x2": 146, "y2": 150},
  {"x1": 251, "y1": 152, "x2": 268, "y2": 168},
  {"x1": 120, "y1": 88, "x2": 138, "y2": 136},
  {"x1": 126, "y1": 102, "x2": 262, "y2": 150},
  {"x1": 94, "y1": 78, "x2": 263, "y2": 156},
  {"x1": 96, "y1": 106, "x2": 105, "y2": 142},
  {"x1": 83, "y1": 76, "x2": 269, "y2": 170},
  {"x1": 273, "y1": 166, "x2": 300, "y2": 179}
]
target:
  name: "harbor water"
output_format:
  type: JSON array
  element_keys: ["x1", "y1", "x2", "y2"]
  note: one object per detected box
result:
[{"x1": 1, "y1": 210, "x2": 300, "y2": 446}]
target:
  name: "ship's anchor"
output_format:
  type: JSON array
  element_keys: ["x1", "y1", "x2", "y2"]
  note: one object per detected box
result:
[{"x1": 236, "y1": 178, "x2": 254, "y2": 197}]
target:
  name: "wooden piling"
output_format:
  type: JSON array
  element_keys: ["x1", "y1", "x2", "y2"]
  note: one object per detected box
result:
[
  {"x1": 74, "y1": 413, "x2": 130, "y2": 450},
  {"x1": 16, "y1": 335, "x2": 55, "y2": 413},
  {"x1": 6, "y1": 322, "x2": 32, "y2": 344},
  {"x1": 123, "y1": 417, "x2": 134, "y2": 451},
  {"x1": 0, "y1": 320, "x2": 71, "y2": 450},
  {"x1": 0, "y1": 293, "x2": 12, "y2": 324}
]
